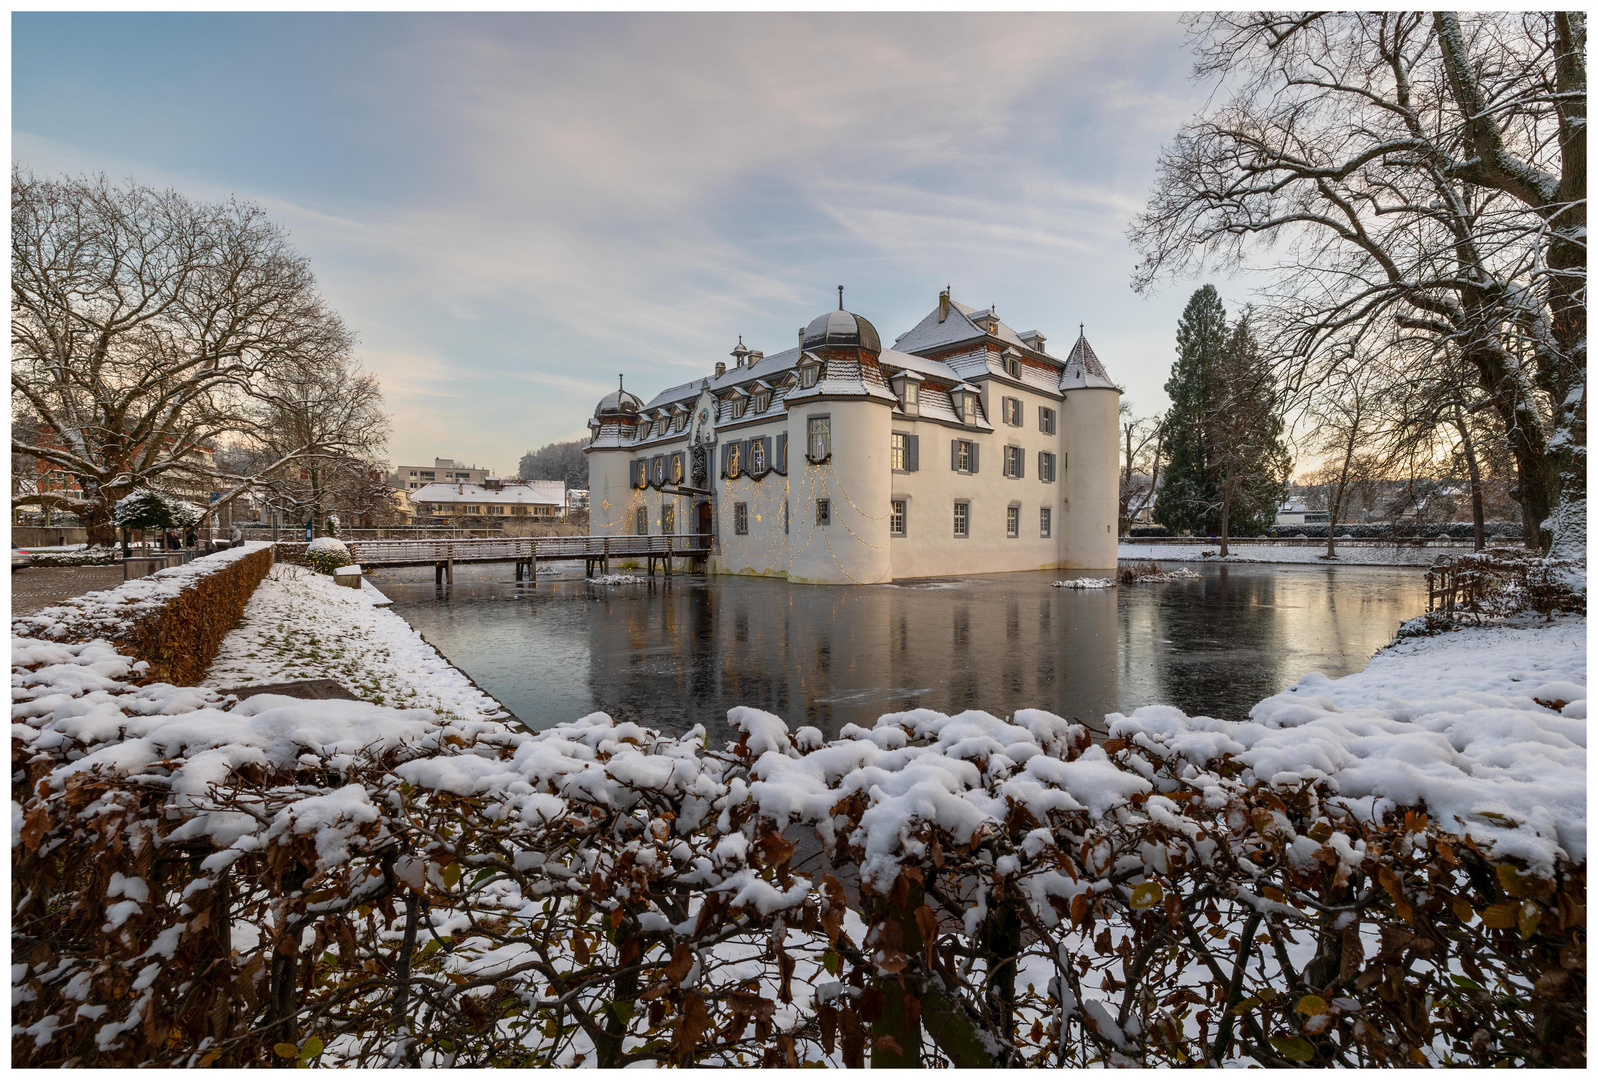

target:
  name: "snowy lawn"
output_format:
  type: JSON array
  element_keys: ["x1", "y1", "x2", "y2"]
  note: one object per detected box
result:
[
  {"x1": 204, "y1": 563, "x2": 509, "y2": 723},
  {"x1": 1120, "y1": 541, "x2": 1471, "y2": 566}
]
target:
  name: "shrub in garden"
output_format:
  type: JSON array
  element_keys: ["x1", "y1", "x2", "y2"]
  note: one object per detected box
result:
[
  {"x1": 11, "y1": 544, "x2": 274, "y2": 685},
  {"x1": 11, "y1": 654, "x2": 1584, "y2": 1068},
  {"x1": 305, "y1": 536, "x2": 353, "y2": 576}
]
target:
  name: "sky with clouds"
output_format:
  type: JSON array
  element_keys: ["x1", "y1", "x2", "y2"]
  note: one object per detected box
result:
[{"x1": 14, "y1": 12, "x2": 1252, "y2": 475}]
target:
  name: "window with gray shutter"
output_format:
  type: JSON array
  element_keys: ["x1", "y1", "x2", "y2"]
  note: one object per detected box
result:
[
  {"x1": 970, "y1": 442, "x2": 980, "y2": 473},
  {"x1": 719, "y1": 442, "x2": 730, "y2": 478},
  {"x1": 776, "y1": 433, "x2": 788, "y2": 475},
  {"x1": 1039, "y1": 451, "x2": 1056, "y2": 483},
  {"x1": 907, "y1": 434, "x2": 919, "y2": 472},
  {"x1": 635, "y1": 507, "x2": 647, "y2": 535},
  {"x1": 734, "y1": 502, "x2": 748, "y2": 534}
]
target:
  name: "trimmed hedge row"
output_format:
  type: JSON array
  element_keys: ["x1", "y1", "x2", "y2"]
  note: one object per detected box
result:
[
  {"x1": 1129, "y1": 522, "x2": 1525, "y2": 540},
  {"x1": 1272, "y1": 521, "x2": 1523, "y2": 540},
  {"x1": 116, "y1": 545, "x2": 275, "y2": 685}
]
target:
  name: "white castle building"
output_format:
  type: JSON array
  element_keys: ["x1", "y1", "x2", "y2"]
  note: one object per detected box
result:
[{"x1": 585, "y1": 289, "x2": 1120, "y2": 584}]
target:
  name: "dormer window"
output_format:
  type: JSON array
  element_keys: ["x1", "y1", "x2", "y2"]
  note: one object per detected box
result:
[
  {"x1": 674, "y1": 413, "x2": 687, "y2": 433},
  {"x1": 1003, "y1": 354, "x2": 1022, "y2": 379},
  {"x1": 953, "y1": 389, "x2": 977, "y2": 425},
  {"x1": 903, "y1": 382, "x2": 918, "y2": 407},
  {"x1": 732, "y1": 398, "x2": 747, "y2": 420},
  {"x1": 801, "y1": 365, "x2": 818, "y2": 389},
  {"x1": 753, "y1": 391, "x2": 770, "y2": 413},
  {"x1": 655, "y1": 416, "x2": 668, "y2": 437}
]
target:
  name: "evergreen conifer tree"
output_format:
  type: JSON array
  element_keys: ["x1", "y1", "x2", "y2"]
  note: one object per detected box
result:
[
  {"x1": 1155, "y1": 288, "x2": 1291, "y2": 547},
  {"x1": 1155, "y1": 286, "x2": 1228, "y2": 534}
]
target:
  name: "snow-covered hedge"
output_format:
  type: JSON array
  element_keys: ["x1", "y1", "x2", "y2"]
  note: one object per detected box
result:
[
  {"x1": 22, "y1": 547, "x2": 121, "y2": 567},
  {"x1": 305, "y1": 536, "x2": 352, "y2": 576},
  {"x1": 10, "y1": 616, "x2": 1585, "y2": 1068},
  {"x1": 11, "y1": 542, "x2": 275, "y2": 684}
]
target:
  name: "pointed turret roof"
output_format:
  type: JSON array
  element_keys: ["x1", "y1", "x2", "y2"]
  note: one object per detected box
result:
[{"x1": 1060, "y1": 327, "x2": 1117, "y2": 391}]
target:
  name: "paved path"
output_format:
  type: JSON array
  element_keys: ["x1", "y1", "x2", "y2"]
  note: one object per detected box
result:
[{"x1": 10, "y1": 566, "x2": 127, "y2": 616}]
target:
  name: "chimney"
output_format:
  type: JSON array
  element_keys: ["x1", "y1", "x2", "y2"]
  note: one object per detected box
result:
[
  {"x1": 715, "y1": 361, "x2": 726, "y2": 378},
  {"x1": 747, "y1": 350, "x2": 763, "y2": 366},
  {"x1": 798, "y1": 327, "x2": 805, "y2": 349},
  {"x1": 938, "y1": 287, "x2": 950, "y2": 323}
]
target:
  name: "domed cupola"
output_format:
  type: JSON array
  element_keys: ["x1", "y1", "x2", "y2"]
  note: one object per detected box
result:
[
  {"x1": 802, "y1": 286, "x2": 881, "y2": 354},
  {"x1": 594, "y1": 373, "x2": 644, "y2": 418}
]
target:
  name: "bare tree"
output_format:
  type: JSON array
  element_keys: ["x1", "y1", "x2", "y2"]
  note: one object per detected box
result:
[
  {"x1": 11, "y1": 171, "x2": 361, "y2": 545},
  {"x1": 1301, "y1": 356, "x2": 1383, "y2": 558},
  {"x1": 217, "y1": 350, "x2": 391, "y2": 536},
  {"x1": 1118, "y1": 402, "x2": 1163, "y2": 534},
  {"x1": 1130, "y1": 12, "x2": 1585, "y2": 556}
]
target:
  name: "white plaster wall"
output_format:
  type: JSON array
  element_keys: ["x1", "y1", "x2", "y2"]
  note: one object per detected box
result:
[
  {"x1": 786, "y1": 399, "x2": 893, "y2": 585},
  {"x1": 887, "y1": 417, "x2": 1061, "y2": 580},
  {"x1": 585, "y1": 449, "x2": 635, "y2": 536},
  {"x1": 1060, "y1": 386, "x2": 1121, "y2": 569}
]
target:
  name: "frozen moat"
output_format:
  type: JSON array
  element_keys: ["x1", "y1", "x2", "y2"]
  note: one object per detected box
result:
[{"x1": 370, "y1": 562, "x2": 1428, "y2": 742}]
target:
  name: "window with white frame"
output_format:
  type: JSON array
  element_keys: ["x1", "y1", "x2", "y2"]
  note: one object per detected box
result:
[
  {"x1": 815, "y1": 498, "x2": 830, "y2": 526},
  {"x1": 1039, "y1": 406, "x2": 1056, "y2": 434},
  {"x1": 662, "y1": 504, "x2": 675, "y2": 534},
  {"x1": 1003, "y1": 396, "x2": 1022, "y2": 426},
  {"x1": 960, "y1": 394, "x2": 975, "y2": 424},
  {"x1": 636, "y1": 507, "x2": 648, "y2": 535},
  {"x1": 1039, "y1": 450, "x2": 1057, "y2": 483},
  {"x1": 953, "y1": 501, "x2": 969, "y2": 537},
  {"x1": 655, "y1": 417, "x2": 668, "y2": 437},
  {"x1": 732, "y1": 398, "x2": 747, "y2": 420},
  {"x1": 808, "y1": 416, "x2": 831, "y2": 462},
  {"x1": 1007, "y1": 505, "x2": 1020, "y2": 537},
  {"x1": 1040, "y1": 506, "x2": 1052, "y2": 538},
  {"x1": 954, "y1": 439, "x2": 975, "y2": 473},
  {"x1": 1003, "y1": 445, "x2": 1024, "y2": 478},
  {"x1": 902, "y1": 381, "x2": 918, "y2": 407},
  {"x1": 753, "y1": 392, "x2": 770, "y2": 412},
  {"x1": 1004, "y1": 355, "x2": 1022, "y2": 378},
  {"x1": 674, "y1": 413, "x2": 687, "y2": 432},
  {"x1": 890, "y1": 499, "x2": 906, "y2": 537},
  {"x1": 891, "y1": 432, "x2": 908, "y2": 471},
  {"x1": 734, "y1": 502, "x2": 748, "y2": 535},
  {"x1": 801, "y1": 364, "x2": 819, "y2": 388}
]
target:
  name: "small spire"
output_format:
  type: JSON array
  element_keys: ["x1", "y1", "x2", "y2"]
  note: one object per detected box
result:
[
  {"x1": 837, "y1": 285, "x2": 844, "y2": 310},
  {"x1": 619, "y1": 373, "x2": 625, "y2": 391},
  {"x1": 1080, "y1": 323, "x2": 1085, "y2": 339}
]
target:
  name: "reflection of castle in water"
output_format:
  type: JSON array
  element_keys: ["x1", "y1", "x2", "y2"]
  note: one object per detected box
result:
[{"x1": 584, "y1": 576, "x2": 1121, "y2": 742}]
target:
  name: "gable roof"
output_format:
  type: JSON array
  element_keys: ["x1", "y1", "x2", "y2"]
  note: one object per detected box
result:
[{"x1": 892, "y1": 297, "x2": 1054, "y2": 359}]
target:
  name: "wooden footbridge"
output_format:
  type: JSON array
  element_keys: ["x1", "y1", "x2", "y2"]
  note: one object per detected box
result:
[{"x1": 344, "y1": 534, "x2": 711, "y2": 584}]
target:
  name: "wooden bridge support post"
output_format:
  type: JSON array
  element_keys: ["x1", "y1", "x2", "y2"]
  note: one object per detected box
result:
[
  {"x1": 601, "y1": 537, "x2": 610, "y2": 576},
  {"x1": 529, "y1": 552, "x2": 537, "y2": 584},
  {"x1": 665, "y1": 536, "x2": 673, "y2": 577}
]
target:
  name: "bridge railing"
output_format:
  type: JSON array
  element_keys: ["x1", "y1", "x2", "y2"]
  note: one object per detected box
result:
[{"x1": 343, "y1": 534, "x2": 708, "y2": 566}]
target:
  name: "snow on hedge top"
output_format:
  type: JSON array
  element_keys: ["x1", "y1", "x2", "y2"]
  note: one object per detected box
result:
[
  {"x1": 11, "y1": 542, "x2": 274, "y2": 643},
  {"x1": 14, "y1": 599, "x2": 1586, "y2": 890},
  {"x1": 1111, "y1": 616, "x2": 1586, "y2": 875},
  {"x1": 307, "y1": 537, "x2": 349, "y2": 555}
]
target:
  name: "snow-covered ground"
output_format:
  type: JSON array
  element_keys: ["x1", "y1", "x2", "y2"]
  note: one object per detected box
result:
[
  {"x1": 203, "y1": 563, "x2": 510, "y2": 723},
  {"x1": 1112, "y1": 613, "x2": 1586, "y2": 873},
  {"x1": 1120, "y1": 541, "x2": 1466, "y2": 566}
]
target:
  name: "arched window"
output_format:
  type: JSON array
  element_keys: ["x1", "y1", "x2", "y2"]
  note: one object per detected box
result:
[
  {"x1": 727, "y1": 443, "x2": 741, "y2": 478},
  {"x1": 751, "y1": 440, "x2": 766, "y2": 474}
]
